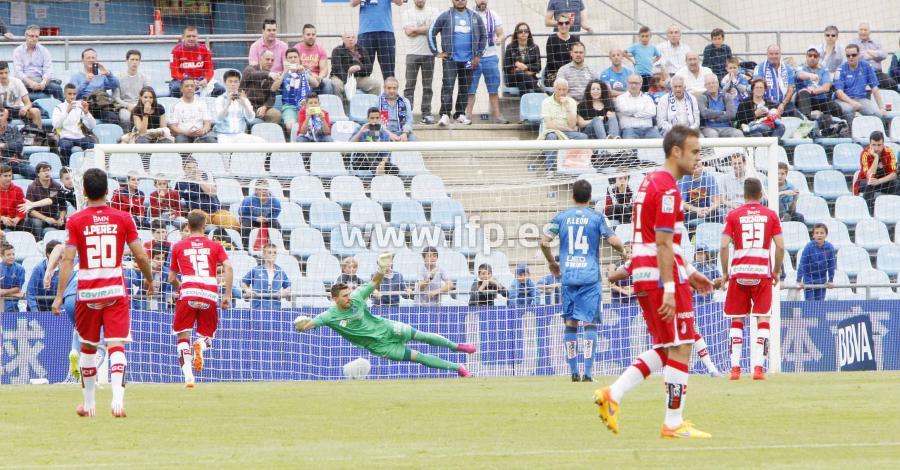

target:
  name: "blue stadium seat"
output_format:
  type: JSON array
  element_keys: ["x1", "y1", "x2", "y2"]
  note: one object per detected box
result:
[
  {"x1": 854, "y1": 219, "x2": 891, "y2": 251},
  {"x1": 42, "y1": 229, "x2": 68, "y2": 245},
  {"x1": 754, "y1": 145, "x2": 789, "y2": 172},
  {"x1": 319, "y1": 94, "x2": 349, "y2": 122},
  {"x1": 519, "y1": 93, "x2": 545, "y2": 124},
  {"x1": 823, "y1": 219, "x2": 854, "y2": 250},
  {"x1": 825, "y1": 271, "x2": 860, "y2": 300},
  {"x1": 93, "y1": 123, "x2": 124, "y2": 144},
  {"x1": 349, "y1": 94, "x2": 379, "y2": 124},
  {"x1": 329, "y1": 175, "x2": 368, "y2": 207},
  {"x1": 236, "y1": 153, "x2": 269, "y2": 178},
  {"x1": 780, "y1": 116, "x2": 813, "y2": 146},
  {"x1": 891, "y1": 116, "x2": 900, "y2": 142},
  {"x1": 438, "y1": 249, "x2": 471, "y2": 280},
  {"x1": 812, "y1": 170, "x2": 850, "y2": 200},
  {"x1": 310, "y1": 152, "x2": 348, "y2": 178},
  {"x1": 369, "y1": 175, "x2": 408, "y2": 206},
  {"x1": 836, "y1": 246, "x2": 871, "y2": 277},
  {"x1": 851, "y1": 116, "x2": 885, "y2": 143},
  {"x1": 277, "y1": 201, "x2": 307, "y2": 230},
  {"x1": 305, "y1": 252, "x2": 342, "y2": 284},
  {"x1": 782, "y1": 221, "x2": 810, "y2": 253},
  {"x1": 289, "y1": 175, "x2": 328, "y2": 207},
  {"x1": 248, "y1": 229, "x2": 285, "y2": 257},
  {"x1": 193, "y1": 153, "x2": 230, "y2": 177},
  {"x1": 452, "y1": 224, "x2": 485, "y2": 257},
  {"x1": 295, "y1": 277, "x2": 326, "y2": 300},
  {"x1": 834, "y1": 195, "x2": 869, "y2": 226},
  {"x1": 796, "y1": 195, "x2": 832, "y2": 225},
  {"x1": 5, "y1": 231, "x2": 39, "y2": 261},
  {"x1": 108, "y1": 152, "x2": 146, "y2": 179},
  {"x1": 251, "y1": 122, "x2": 286, "y2": 143},
  {"x1": 880, "y1": 89, "x2": 900, "y2": 119},
  {"x1": 792, "y1": 144, "x2": 831, "y2": 172},
  {"x1": 12, "y1": 179, "x2": 31, "y2": 193},
  {"x1": 308, "y1": 200, "x2": 345, "y2": 231},
  {"x1": 149, "y1": 76, "x2": 170, "y2": 98},
  {"x1": 832, "y1": 143, "x2": 863, "y2": 173},
  {"x1": 410, "y1": 227, "x2": 447, "y2": 252},
  {"x1": 786, "y1": 170, "x2": 811, "y2": 195},
  {"x1": 157, "y1": 97, "x2": 178, "y2": 114},
  {"x1": 330, "y1": 120, "x2": 358, "y2": 142},
  {"x1": 694, "y1": 223, "x2": 724, "y2": 253},
  {"x1": 270, "y1": 152, "x2": 308, "y2": 178},
  {"x1": 230, "y1": 252, "x2": 257, "y2": 281},
  {"x1": 474, "y1": 251, "x2": 512, "y2": 278},
  {"x1": 410, "y1": 174, "x2": 448, "y2": 203},
  {"x1": 149, "y1": 153, "x2": 185, "y2": 180},
  {"x1": 856, "y1": 268, "x2": 897, "y2": 299},
  {"x1": 208, "y1": 178, "x2": 241, "y2": 206},
  {"x1": 349, "y1": 199, "x2": 387, "y2": 227},
  {"x1": 369, "y1": 226, "x2": 407, "y2": 252},
  {"x1": 28, "y1": 152, "x2": 63, "y2": 175},
  {"x1": 874, "y1": 195, "x2": 900, "y2": 224},
  {"x1": 289, "y1": 227, "x2": 327, "y2": 258},
  {"x1": 390, "y1": 199, "x2": 428, "y2": 229},
  {"x1": 354, "y1": 251, "x2": 379, "y2": 280},
  {"x1": 384, "y1": 249, "x2": 418, "y2": 282},
  {"x1": 876, "y1": 245, "x2": 900, "y2": 276},
  {"x1": 431, "y1": 198, "x2": 466, "y2": 230},
  {"x1": 391, "y1": 151, "x2": 428, "y2": 176},
  {"x1": 33, "y1": 97, "x2": 60, "y2": 118},
  {"x1": 330, "y1": 225, "x2": 367, "y2": 257}
]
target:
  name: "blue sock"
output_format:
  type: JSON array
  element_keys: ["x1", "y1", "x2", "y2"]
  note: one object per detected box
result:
[
  {"x1": 564, "y1": 326, "x2": 579, "y2": 376},
  {"x1": 583, "y1": 325, "x2": 598, "y2": 377}
]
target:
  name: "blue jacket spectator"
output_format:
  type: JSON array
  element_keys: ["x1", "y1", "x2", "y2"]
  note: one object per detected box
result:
[
  {"x1": 26, "y1": 257, "x2": 58, "y2": 312},
  {"x1": 242, "y1": 245, "x2": 291, "y2": 310},
  {"x1": 834, "y1": 46, "x2": 885, "y2": 125},
  {"x1": 428, "y1": 6, "x2": 487, "y2": 62},
  {"x1": 0, "y1": 246, "x2": 25, "y2": 312},
  {"x1": 374, "y1": 269, "x2": 406, "y2": 307},
  {"x1": 538, "y1": 273, "x2": 561, "y2": 305},
  {"x1": 508, "y1": 264, "x2": 537, "y2": 306},
  {"x1": 239, "y1": 184, "x2": 282, "y2": 228},
  {"x1": 796, "y1": 228, "x2": 836, "y2": 301},
  {"x1": 429, "y1": 3, "x2": 486, "y2": 123}
]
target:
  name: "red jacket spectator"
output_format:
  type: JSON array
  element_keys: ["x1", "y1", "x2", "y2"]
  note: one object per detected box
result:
[
  {"x1": 111, "y1": 187, "x2": 146, "y2": 220},
  {"x1": 0, "y1": 183, "x2": 26, "y2": 224},
  {"x1": 170, "y1": 41, "x2": 215, "y2": 82},
  {"x1": 149, "y1": 190, "x2": 182, "y2": 219}
]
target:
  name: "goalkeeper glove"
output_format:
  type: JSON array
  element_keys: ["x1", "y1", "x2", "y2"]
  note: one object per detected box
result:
[
  {"x1": 377, "y1": 252, "x2": 394, "y2": 274},
  {"x1": 293, "y1": 315, "x2": 311, "y2": 332}
]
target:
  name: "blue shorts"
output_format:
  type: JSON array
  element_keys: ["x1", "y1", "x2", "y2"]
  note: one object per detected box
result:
[
  {"x1": 64, "y1": 294, "x2": 76, "y2": 325},
  {"x1": 469, "y1": 55, "x2": 501, "y2": 94},
  {"x1": 561, "y1": 283, "x2": 601, "y2": 324}
]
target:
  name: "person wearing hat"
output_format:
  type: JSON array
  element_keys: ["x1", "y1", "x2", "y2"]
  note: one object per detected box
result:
[
  {"x1": 508, "y1": 263, "x2": 537, "y2": 306},
  {"x1": 795, "y1": 45, "x2": 843, "y2": 120}
]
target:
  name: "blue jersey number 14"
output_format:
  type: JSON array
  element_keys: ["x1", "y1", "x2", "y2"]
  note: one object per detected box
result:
[{"x1": 567, "y1": 225, "x2": 589, "y2": 255}]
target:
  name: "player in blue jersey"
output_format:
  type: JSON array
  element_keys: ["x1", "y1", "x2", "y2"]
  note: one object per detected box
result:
[
  {"x1": 46, "y1": 243, "x2": 90, "y2": 379},
  {"x1": 541, "y1": 179, "x2": 626, "y2": 382}
]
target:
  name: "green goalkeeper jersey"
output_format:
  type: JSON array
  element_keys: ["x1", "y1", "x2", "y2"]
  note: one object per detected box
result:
[{"x1": 312, "y1": 283, "x2": 394, "y2": 349}]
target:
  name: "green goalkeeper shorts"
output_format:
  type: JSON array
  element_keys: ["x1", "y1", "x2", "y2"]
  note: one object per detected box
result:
[{"x1": 367, "y1": 320, "x2": 415, "y2": 361}]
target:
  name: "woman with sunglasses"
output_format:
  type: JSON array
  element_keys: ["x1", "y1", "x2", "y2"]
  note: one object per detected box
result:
[
  {"x1": 543, "y1": 13, "x2": 579, "y2": 86},
  {"x1": 503, "y1": 22, "x2": 541, "y2": 93}
]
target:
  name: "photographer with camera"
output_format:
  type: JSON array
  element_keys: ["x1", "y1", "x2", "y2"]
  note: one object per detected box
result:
[
  {"x1": 69, "y1": 48, "x2": 120, "y2": 123},
  {"x1": 213, "y1": 70, "x2": 264, "y2": 144},
  {"x1": 350, "y1": 107, "x2": 397, "y2": 175},
  {"x1": 295, "y1": 92, "x2": 333, "y2": 143},
  {"x1": 277, "y1": 49, "x2": 317, "y2": 130}
]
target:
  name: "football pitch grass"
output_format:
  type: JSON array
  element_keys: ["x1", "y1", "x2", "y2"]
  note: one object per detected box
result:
[{"x1": 2, "y1": 372, "x2": 899, "y2": 468}]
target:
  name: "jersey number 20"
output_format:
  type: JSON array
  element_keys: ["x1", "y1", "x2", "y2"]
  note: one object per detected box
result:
[{"x1": 85, "y1": 235, "x2": 118, "y2": 268}]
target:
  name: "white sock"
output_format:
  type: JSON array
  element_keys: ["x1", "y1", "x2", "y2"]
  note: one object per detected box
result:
[
  {"x1": 729, "y1": 320, "x2": 744, "y2": 369},
  {"x1": 663, "y1": 358, "x2": 689, "y2": 428},
  {"x1": 752, "y1": 321, "x2": 771, "y2": 369},
  {"x1": 79, "y1": 350, "x2": 97, "y2": 412},
  {"x1": 610, "y1": 349, "x2": 666, "y2": 403},
  {"x1": 177, "y1": 339, "x2": 194, "y2": 381},
  {"x1": 196, "y1": 336, "x2": 212, "y2": 351},
  {"x1": 693, "y1": 332, "x2": 717, "y2": 373},
  {"x1": 109, "y1": 347, "x2": 127, "y2": 408}
]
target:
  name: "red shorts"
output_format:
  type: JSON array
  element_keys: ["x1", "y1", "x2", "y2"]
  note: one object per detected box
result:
[
  {"x1": 75, "y1": 297, "x2": 131, "y2": 346},
  {"x1": 173, "y1": 298, "x2": 219, "y2": 338},
  {"x1": 636, "y1": 284, "x2": 695, "y2": 348},
  {"x1": 724, "y1": 278, "x2": 773, "y2": 316}
]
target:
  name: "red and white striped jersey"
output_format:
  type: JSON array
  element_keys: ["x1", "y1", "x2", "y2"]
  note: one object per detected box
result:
[
  {"x1": 170, "y1": 236, "x2": 229, "y2": 303},
  {"x1": 66, "y1": 205, "x2": 139, "y2": 302},
  {"x1": 630, "y1": 170, "x2": 688, "y2": 293},
  {"x1": 722, "y1": 203, "x2": 782, "y2": 279}
]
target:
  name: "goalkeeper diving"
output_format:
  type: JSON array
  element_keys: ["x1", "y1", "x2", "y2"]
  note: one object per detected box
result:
[{"x1": 294, "y1": 253, "x2": 476, "y2": 377}]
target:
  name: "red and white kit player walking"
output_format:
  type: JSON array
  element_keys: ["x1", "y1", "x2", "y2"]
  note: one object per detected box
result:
[
  {"x1": 52, "y1": 168, "x2": 155, "y2": 418},
  {"x1": 594, "y1": 125, "x2": 715, "y2": 439},
  {"x1": 168, "y1": 210, "x2": 233, "y2": 387},
  {"x1": 720, "y1": 177, "x2": 785, "y2": 380}
]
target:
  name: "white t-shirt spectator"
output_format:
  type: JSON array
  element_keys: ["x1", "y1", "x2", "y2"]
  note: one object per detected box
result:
[
  {"x1": 0, "y1": 77, "x2": 29, "y2": 108},
  {"x1": 402, "y1": 5, "x2": 438, "y2": 56},
  {"x1": 169, "y1": 99, "x2": 212, "y2": 134},
  {"x1": 657, "y1": 41, "x2": 691, "y2": 75},
  {"x1": 474, "y1": 9, "x2": 503, "y2": 58}
]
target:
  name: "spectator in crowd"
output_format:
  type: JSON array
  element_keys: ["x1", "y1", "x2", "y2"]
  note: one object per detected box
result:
[
  {"x1": 607, "y1": 244, "x2": 634, "y2": 304},
  {"x1": 296, "y1": 93, "x2": 333, "y2": 142},
  {"x1": 336, "y1": 257, "x2": 363, "y2": 291},
  {"x1": 796, "y1": 223, "x2": 835, "y2": 301},
  {"x1": 168, "y1": 78, "x2": 216, "y2": 143},
  {"x1": 430, "y1": 0, "x2": 486, "y2": 127},
  {"x1": 0, "y1": 109, "x2": 34, "y2": 179},
  {"x1": 415, "y1": 246, "x2": 451, "y2": 305},
  {"x1": 0, "y1": 243, "x2": 24, "y2": 312},
  {"x1": 169, "y1": 25, "x2": 224, "y2": 98},
  {"x1": 143, "y1": 219, "x2": 171, "y2": 253},
  {"x1": 577, "y1": 79, "x2": 619, "y2": 139},
  {"x1": 820, "y1": 25, "x2": 845, "y2": 76},
  {"x1": 149, "y1": 175, "x2": 183, "y2": 226},
  {"x1": 615, "y1": 74, "x2": 661, "y2": 138},
  {"x1": 176, "y1": 156, "x2": 240, "y2": 229},
  {"x1": 657, "y1": 25, "x2": 691, "y2": 76},
  {"x1": 604, "y1": 175, "x2": 632, "y2": 224},
  {"x1": 69, "y1": 47, "x2": 121, "y2": 122},
  {"x1": 795, "y1": 46, "x2": 843, "y2": 120},
  {"x1": 600, "y1": 48, "x2": 633, "y2": 98},
  {"x1": 752, "y1": 45, "x2": 798, "y2": 118},
  {"x1": 213, "y1": 70, "x2": 264, "y2": 144},
  {"x1": 538, "y1": 258, "x2": 561, "y2": 305},
  {"x1": 277, "y1": 49, "x2": 315, "y2": 130},
  {"x1": 719, "y1": 152, "x2": 749, "y2": 208},
  {"x1": 0, "y1": 61, "x2": 42, "y2": 128},
  {"x1": 294, "y1": 24, "x2": 332, "y2": 95},
  {"x1": 625, "y1": 26, "x2": 661, "y2": 92},
  {"x1": 678, "y1": 160, "x2": 725, "y2": 228},
  {"x1": 854, "y1": 131, "x2": 897, "y2": 210},
  {"x1": 27, "y1": 240, "x2": 60, "y2": 312},
  {"x1": 331, "y1": 32, "x2": 381, "y2": 102},
  {"x1": 675, "y1": 52, "x2": 713, "y2": 97},
  {"x1": 111, "y1": 171, "x2": 148, "y2": 228},
  {"x1": 113, "y1": 50, "x2": 149, "y2": 130},
  {"x1": 241, "y1": 243, "x2": 291, "y2": 310},
  {"x1": 0, "y1": 18, "x2": 13, "y2": 40},
  {"x1": 57, "y1": 167, "x2": 76, "y2": 212},
  {"x1": 647, "y1": 70, "x2": 670, "y2": 103},
  {"x1": 698, "y1": 73, "x2": 741, "y2": 138},
  {"x1": 540, "y1": 78, "x2": 586, "y2": 170},
  {"x1": 352, "y1": 107, "x2": 392, "y2": 142},
  {"x1": 736, "y1": 78, "x2": 786, "y2": 138},
  {"x1": 373, "y1": 264, "x2": 408, "y2": 307},
  {"x1": 403, "y1": 0, "x2": 438, "y2": 124},
  {"x1": 657, "y1": 76, "x2": 700, "y2": 134},
  {"x1": 12, "y1": 25, "x2": 63, "y2": 101},
  {"x1": 350, "y1": 107, "x2": 396, "y2": 175},
  {"x1": 557, "y1": 42, "x2": 596, "y2": 101},
  {"x1": 24, "y1": 161, "x2": 66, "y2": 237},
  {"x1": 131, "y1": 86, "x2": 173, "y2": 144},
  {"x1": 542, "y1": 12, "x2": 579, "y2": 86},
  {"x1": 777, "y1": 162, "x2": 803, "y2": 223},
  {"x1": 52, "y1": 84, "x2": 96, "y2": 163},
  {"x1": 380, "y1": 77, "x2": 416, "y2": 140},
  {"x1": 721, "y1": 57, "x2": 750, "y2": 106},
  {"x1": 503, "y1": 22, "x2": 541, "y2": 94},
  {"x1": 248, "y1": 19, "x2": 289, "y2": 73},
  {"x1": 241, "y1": 50, "x2": 282, "y2": 124},
  {"x1": 692, "y1": 245, "x2": 720, "y2": 302},
  {"x1": 545, "y1": 0, "x2": 591, "y2": 33},
  {"x1": 465, "y1": 0, "x2": 508, "y2": 124},
  {"x1": 239, "y1": 179, "x2": 282, "y2": 245},
  {"x1": 849, "y1": 22, "x2": 896, "y2": 90},
  {"x1": 702, "y1": 28, "x2": 732, "y2": 80},
  {"x1": 508, "y1": 264, "x2": 537, "y2": 306},
  {"x1": 834, "y1": 44, "x2": 887, "y2": 125},
  {"x1": 352, "y1": 0, "x2": 402, "y2": 79},
  {"x1": 468, "y1": 263, "x2": 507, "y2": 306}
]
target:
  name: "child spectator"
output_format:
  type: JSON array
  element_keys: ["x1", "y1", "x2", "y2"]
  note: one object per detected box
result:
[
  {"x1": 0, "y1": 243, "x2": 24, "y2": 312},
  {"x1": 777, "y1": 162, "x2": 803, "y2": 222},
  {"x1": 350, "y1": 107, "x2": 394, "y2": 175},
  {"x1": 51, "y1": 83, "x2": 95, "y2": 163},
  {"x1": 508, "y1": 264, "x2": 538, "y2": 306},
  {"x1": 27, "y1": 240, "x2": 60, "y2": 312},
  {"x1": 278, "y1": 49, "x2": 315, "y2": 130},
  {"x1": 721, "y1": 57, "x2": 750, "y2": 106},
  {"x1": 625, "y1": 26, "x2": 661, "y2": 92},
  {"x1": 0, "y1": 163, "x2": 26, "y2": 232},
  {"x1": 295, "y1": 92, "x2": 332, "y2": 142},
  {"x1": 693, "y1": 245, "x2": 720, "y2": 302},
  {"x1": 148, "y1": 175, "x2": 183, "y2": 225},
  {"x1": 241, "y1": 243, "x2": 292, "y2": 310},
  {"x1": 608, "y1": 243, "x2": 634, "y2": 304},
  {"x1": 796, "y1": 223, "x2": 836, "y2": 301},
  {"x1": 336, "y1": 256, "x2": 363, "y2": 291},
  {"x1": 143, "y1": 219, "x2": 172, "y2": 254},
  {"x1": 537, "y1": 264, "x2": 561, "y2": 305},
  {"x1": 741, "y1": 106, "x2": 780, "y2": 136},
  {"x1": 57, "y1": 167, "x2": 77, "y2": 213},
  {"x1": 373, "y1": 265, "x2": 407, "y2": 307},
  {"x1": 702, "y1": 28, "x2": 732, "y2": 80},
  {"x1": 111, "y1": 171, "x2": 147, "y2": 228},
  {"x1": 468, "y1": 263, "x2": 508, "y2": 306},
  {"x1": 415, "y1": 246, "x2": 451, "y2": 305},
  {"x1": 604, "y1": 175, "x2": 633, "y2": 224},
  {"x1": 647, "y1": 71, "x2": 669, "y2": 103}
]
